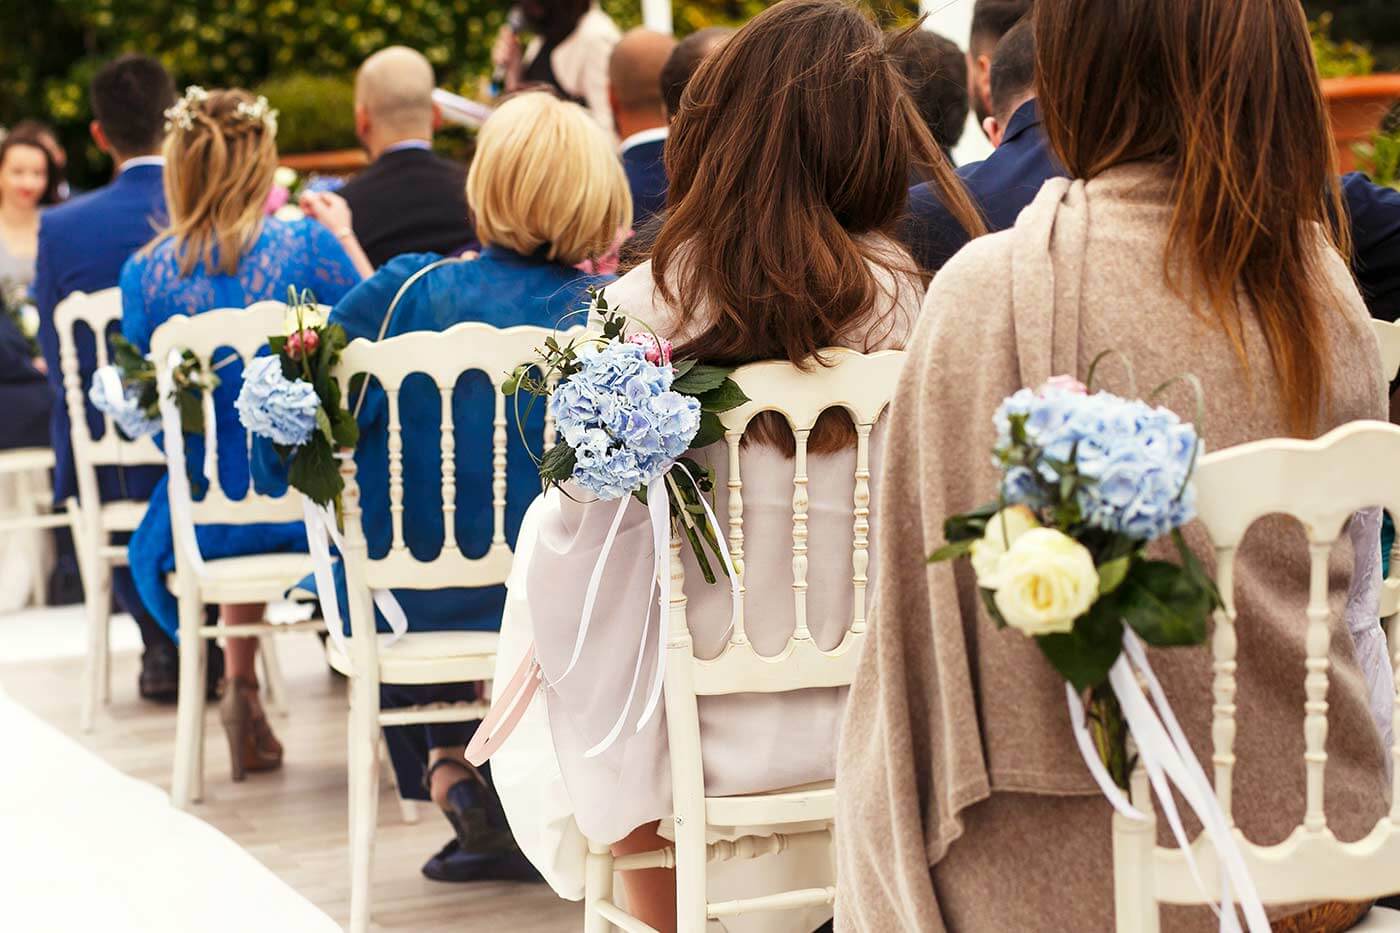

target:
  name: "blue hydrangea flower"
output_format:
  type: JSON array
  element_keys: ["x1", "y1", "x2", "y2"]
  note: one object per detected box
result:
[
  {"x1": 235, "y1": 355, "x2": 321, "y2": 447},
  {"x1": 993, "y1": 385, "x2": 1199, "y2": 541},
  {"x1": 550, "y1": 341, "x2": 701, "y2": 500},
  {"x1": 88, "y1": 365, "x2": 160, "y2": 440}
]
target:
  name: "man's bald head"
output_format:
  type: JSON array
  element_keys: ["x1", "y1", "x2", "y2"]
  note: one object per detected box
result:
[
  {"x1": 609, "y1": 28, "x2": 676, "y2": 124},
  {"x1": 355, "y1": 46, "x2": 436, "y2": 155}
]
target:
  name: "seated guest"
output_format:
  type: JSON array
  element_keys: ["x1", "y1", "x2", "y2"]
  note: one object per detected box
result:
[
  {"x1": 308, "y1": 90, "x2": 629, "y2": 883},
  {"x1": 31, "y1": 55, "x2": 208, "y2": 700},
  {"x1": 659, "y1": 27, "x2": 734, "y2": 122},
  {"x1": 493, "y1": 0, "x2": 621, "y2": 135},
  {"x1": 501, "y1": 2, "x2": 982, "y2": 928},
  {"x1": 121, "y1": 87, "x2": 363, "y2": 780},
  {"x1": 609, "y1": 28, "x2": 676, "y2": 228},
  {"x1": 0, "y1": 316, "x2": 47, "y2": 450},
  {"x1": 9, "y1": 121, "x2": 69, "y2": 202},
  {"x1": 0, "y1": 132, "x2": 57, "y2": 292},
  {"x1": 904, "y1": 19, "x2": 1400, "y2": 320},
  {"x1": 838, "y1": 0, "x2": 1390, "y2": 929},
  {"x1": 338, "y1": 46, "x2": 475, "y2": 269},
  {"x1": 889, "y1": 28, "x2": 969, "y2": 162}
]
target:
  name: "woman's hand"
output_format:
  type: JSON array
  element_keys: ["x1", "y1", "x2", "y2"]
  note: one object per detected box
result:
[
  {"x1": 301, "y1": 191, "x2": 375, "y2": 281},
  {"x1": 492, "y1": 26, "x2": 523, "y2": 92}
]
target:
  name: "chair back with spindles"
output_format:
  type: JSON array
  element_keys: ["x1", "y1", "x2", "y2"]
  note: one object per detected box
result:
[
  {"x1": 659, "y1": 347, "x2": 904, "y2": 930},
  {"x1": 1112, "y1": 419, "x2": 1400, "y2": 931},
  {"x1": 149, "y1": 301, "x2": 310, "y2": 529},
  {"x1": 55, "y1": 289, "x2": 164, "y2": 519},
  {"x1": 332, "y1": 321, "x2": 582, "y2": 627}
]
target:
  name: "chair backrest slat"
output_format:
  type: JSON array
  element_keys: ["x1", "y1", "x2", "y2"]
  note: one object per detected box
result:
[
  {"x1": 851, "y1": 422, "x2": 873, "y2": 636},
  {"x1": 791, "y1": 428, "x2": 812, "y2": 642},
  {"x1": 724, "y1": 432, "x2": 748, "y2": 647},
  {"x1": 148, "y1": 301, "x2": 307, "y2": 528},
  {"x1": 1116, "y1": 419, "x2": 1400, "y2": 927},
  {"x1": 333, "y1": 321, "x2": 583, "y2": 594}
]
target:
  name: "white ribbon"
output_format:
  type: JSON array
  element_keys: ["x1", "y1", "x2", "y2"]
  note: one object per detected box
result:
[
  {"x1": 300, "y1": 491, "x2": 408, "y2": 666},
  {"x1": 157, "y1": 348, "x2": 208, "y2": 577},
  {"x1": 1067, "y1": 629, "x2": 1268, "y2": 933},
  {"x1": 564, "y1": 464, "x2": 742, "y2": 759}
]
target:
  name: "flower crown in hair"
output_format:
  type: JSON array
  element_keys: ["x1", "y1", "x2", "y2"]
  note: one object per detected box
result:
[{"x1": 162, "y1": 85, "x2": 279, "y2": 136}]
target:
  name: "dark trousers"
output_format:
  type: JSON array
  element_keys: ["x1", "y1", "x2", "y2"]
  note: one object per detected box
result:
[{"x1": 381, "y1": 682, "x2": 483, "y2": 801}]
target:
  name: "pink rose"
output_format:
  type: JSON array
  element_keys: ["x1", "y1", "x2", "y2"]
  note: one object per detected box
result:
[
  {"x1": 286, "y1": 329, "x2": 320, "y2": 360},
  {"x1": 628, "y1": 332, "x2": 673, "y2": 366},
  {"x1": 264, "y1": 185, "x2": 290, "y2": 215},
  {"x1": 1042, "y1": 374, "x2": 1087, "y2": 395}
]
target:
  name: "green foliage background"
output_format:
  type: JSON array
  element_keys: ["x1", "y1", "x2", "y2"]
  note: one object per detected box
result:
[
  {"x1": 1, "y1": 0, "x2": 916, "y2": 189},
  {"x1": 1306, "y1": 1, "x2": 1400, "y2": 71}
]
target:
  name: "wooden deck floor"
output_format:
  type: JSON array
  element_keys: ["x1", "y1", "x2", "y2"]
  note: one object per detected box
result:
[{"x1": 1, "y1": 618, "x2": 580, "y2": 932}]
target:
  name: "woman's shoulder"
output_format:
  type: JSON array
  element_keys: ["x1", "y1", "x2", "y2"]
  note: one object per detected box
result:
[{"x1": 600, "y1": 261, "x2": 681, "y2": 336}]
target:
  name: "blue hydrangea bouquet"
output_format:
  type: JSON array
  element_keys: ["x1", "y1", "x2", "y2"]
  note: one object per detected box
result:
[
  {"x1": 90, "y1": 333, "x2": 215, "y2": 442},
  {"x1": 504, "y1": 288, "x2": 749, "y2": 583},
  {"x1": 235, "y1": 287, "x2": 358, "y2": 507},
  {"x1": 929, "y1": 370, "x2": 1220, "y2": 788}
]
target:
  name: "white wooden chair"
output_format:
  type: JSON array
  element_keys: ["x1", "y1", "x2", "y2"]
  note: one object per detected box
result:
[
  {"x1": 1112, "y1": 419, "x2": 1400, "y2": 931},
  {"x1": 0, "y1": 447, "x2": 65, "y2": 609},
  {"x1": 150, "y1": 302, "x2": 323, "y2": 809},
  {"x1": 331, "y1": 320, "x2": 573, "y2": 933},
  {"x1": 1369, "y1": 319, "x2": 1400, "y2": 657},
  {"x1": 582, "y1": 348, "x2": 905, "y2": 933},
  {"x1": 54, "y1": 288, "x2": 168, "y2": 730}
]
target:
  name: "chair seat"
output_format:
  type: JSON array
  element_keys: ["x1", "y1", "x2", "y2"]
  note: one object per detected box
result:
[
  {"x1": 325, "y1": 630, "x2": 499, "y2": 686},
  {"x1": 705, "y1": 780, "x2": 835, "y2": 828},
  {"x1": 167, "y1": 553, "x2": 318, "y2": 604},
  {"x1": 1357, "y1": 907, "x2": 1400, "y2": 931},
  {"x1": 99, "y1": 500, "x2": 150, "y2": 534},
  {"x1": 0, "y1": 448, "x2": 57, "y2": 473}
]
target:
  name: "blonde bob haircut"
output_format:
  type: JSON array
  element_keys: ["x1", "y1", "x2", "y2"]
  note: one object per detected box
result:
[
  {"x1": 152, "y1": 88, "x2": 279, "y2": 277},
  {"x1": 467, "y1": 92, "x2": 632, "y2": 267}
]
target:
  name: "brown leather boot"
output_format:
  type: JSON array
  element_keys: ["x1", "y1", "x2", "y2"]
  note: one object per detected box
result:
[{"x1": 219, "y1": 677, "x2": 283, "y2": 781}]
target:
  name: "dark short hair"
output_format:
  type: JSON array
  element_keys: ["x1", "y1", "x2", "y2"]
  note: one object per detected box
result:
[
  {"x1": 889, "y1": 29, "x2": 968, "y2": 153},
  {"x1": 970, "y1": 0, "x2": 1032, "y2": 50},
  {"x1": 660, "y1": 27, "x2": 735, "y2": 119},
  {"x1": 0, "y1": 132, "x2": 60, "y2": 205},
  {"x1": 90, "y1": 55, "x2": 176, "y2": 157},
  {"x1": 989, "y1": 19, "x2": 1036, "y2": 121}
]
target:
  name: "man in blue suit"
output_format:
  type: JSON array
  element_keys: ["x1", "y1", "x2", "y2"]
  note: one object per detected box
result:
[
  {"x1": 32, "y1": 55, "x2": 218, "y2": 701},
  {"x1": 903, "y1": 19, "x2": 1400, "y2": 324},
  {"x1": 609, "y1": 27, "x2": 675, "y2": 229}
]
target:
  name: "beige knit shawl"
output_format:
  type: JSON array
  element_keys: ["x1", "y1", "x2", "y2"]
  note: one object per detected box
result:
[{"x1": 834, "y1": 164, "x2": 1390, "y2": 931}]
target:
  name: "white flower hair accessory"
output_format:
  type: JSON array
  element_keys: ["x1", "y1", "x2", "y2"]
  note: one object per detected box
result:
[
  {"x1": 235, "y1": 95, "x2": 278, "y2": 136},
  {"x1": 163, "y1": 85, "x2": 209, "y2": 133}
]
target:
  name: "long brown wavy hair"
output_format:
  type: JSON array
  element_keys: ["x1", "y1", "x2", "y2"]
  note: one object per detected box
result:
[
  {"x1": 1036, "y1": 0, "x2": 1350, "y2": 437},
  {"x1": 652, "y1": 0, "x2": 984, "y2": 374}
]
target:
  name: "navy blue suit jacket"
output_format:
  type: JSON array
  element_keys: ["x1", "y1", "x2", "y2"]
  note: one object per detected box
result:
[
  {"x1": 32, "y1": 163, "x2": 168, "y2": 504},
  {"x1": 621, "y1": 135, "x2": 668, "y2": 229},
  {"x1": 904, "y1": 99, "x2": 1400, "y2": 323}
]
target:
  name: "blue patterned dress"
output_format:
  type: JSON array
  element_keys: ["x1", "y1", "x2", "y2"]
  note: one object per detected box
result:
[{"x1": 121, "y1": 218, "x2": 360, "y2": 636}]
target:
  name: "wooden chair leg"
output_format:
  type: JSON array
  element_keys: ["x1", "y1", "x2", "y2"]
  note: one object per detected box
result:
[
  {"x1": 584, "y1": 839, "x2": 616, "y2": 933},
  {"x1": 170, "y1": 591, "x2": 206, "y2": 808},
  {"x1": 674, "y1": 811, "x2": 709, "y2": 933},
  {"x1": 79, "y1": 558, "x2": 112, "y2": 733},
  {"x1": 348, "y1": 676, "x2": 381, "y2": 933},
  {"x1": 258, "y1": 632, "x2": 289, "y2": 719},
  {"x1": 379, "y1": 733, "x2": 419, "y2": 824}
]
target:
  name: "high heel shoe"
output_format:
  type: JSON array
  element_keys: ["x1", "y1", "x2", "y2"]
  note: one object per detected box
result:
[{"x1": 220, "y1": 676, "x2": 283, "y2": 781}]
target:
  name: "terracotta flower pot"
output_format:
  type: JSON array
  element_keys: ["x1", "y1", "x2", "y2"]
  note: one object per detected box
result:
[
  {"x1": 277, "y1": 148, "x2": 368, "y2": 177},
  {"x1": 1322, "y1": 74, "x2": 1400, "y2": 173}
]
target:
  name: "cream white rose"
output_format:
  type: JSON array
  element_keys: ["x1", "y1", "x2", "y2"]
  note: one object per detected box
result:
[
  {"x1": 282, "y1": 302, "x2": 325, "y2": 335},
  {"x1": 970, "y1": 505, "x2": 1040, "y2": 589},
  {"x1": 273, "y1": 166, "x2": 299, "y2": 189},
  {"x1": 992, "y1": 528, "x2": 1099, "y2": 636}
]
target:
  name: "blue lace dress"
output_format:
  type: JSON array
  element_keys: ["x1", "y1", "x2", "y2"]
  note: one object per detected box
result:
[{"x1": 121, "y1": 218, "x2": 360, "y2": 636}]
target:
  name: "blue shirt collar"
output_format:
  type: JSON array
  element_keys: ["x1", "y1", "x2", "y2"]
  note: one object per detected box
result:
[
  {"x1": 1002, "y1": 99, "x2": 1042, "y2": 147},
  {"x1": 381, "y1": 139, "x2": 432, "y2": 155}
]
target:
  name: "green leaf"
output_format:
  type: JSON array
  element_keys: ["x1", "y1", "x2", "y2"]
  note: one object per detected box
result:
[
  {"x1": 176, "y1": 390, "x2": 204, "y2": 435},
  {"x1": 539, "y1": 443, "x2": 578, "y2": 484},
  {"x1": 695, "y1": 378, "x2": 751, "y2": 414},
  {"x1": 1097, "y1": 555, "x2": 1132, "y2": 595},
  {"x1": 980, "y1": 587, "x2": 1008, "y2": 629},
  {"x1": 1171, "y1": 528, "x2": 1222, "y2": 610},
  {"x1": 288, "y1": 435, "x2": 343, "y2": 507},
  {"x1": 1117, "y1": 560, "x2": 1213, "y2": 647},
  {"x1": 671, "y1": 359, "x2": 696, "y2": 380},
  {"x1": 1035, "y1": 596, "x2": 1124, "y2": 691},
  {"x1": 928, "y1": 539, "x2": 976, "y2": 563},
  {"x1": 329, "y1": 406, "x2": 359, "y2": 448},
  {"x1": 689, "y1": 410, "x2": 726, "y2": 449},
  {"x1": 315, "y1": 406, "x2": 334, "y2": 445},
  {"x1": 943, "y1": 502, "x2": 999, "y2": 544},
  {"x1": 672, "y1": 364, "x2": 731, "y2": 396}
]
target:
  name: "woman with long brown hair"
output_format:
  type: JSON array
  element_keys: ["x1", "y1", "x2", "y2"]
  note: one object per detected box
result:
[
  {"x1": 837, "y1": 1, "x2": 1390, "y2": 930},
  {"x1": 491, "y1": 2, "x2": 983, "y2": 930}
]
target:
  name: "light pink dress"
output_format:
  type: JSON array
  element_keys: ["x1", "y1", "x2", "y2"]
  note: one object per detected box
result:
[{"x1": 522, "y1": 254, "x2": 924, "y2": 844}]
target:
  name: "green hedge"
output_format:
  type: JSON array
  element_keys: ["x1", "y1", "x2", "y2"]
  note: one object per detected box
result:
[
  {"x1": 1306, "y1": 1, "x2": 1400, "y2": 71},
  {"x1": 2, "y1": 0, "x2": 916, "y2": 188}
]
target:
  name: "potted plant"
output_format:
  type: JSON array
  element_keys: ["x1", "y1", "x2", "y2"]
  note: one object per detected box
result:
[
  {"x1": 1313, "y1": 14, "x2": 1400, "y2": 172},
  {"x1": 1355, "y1": 125, "x2": 1400, "y2": 189}
]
